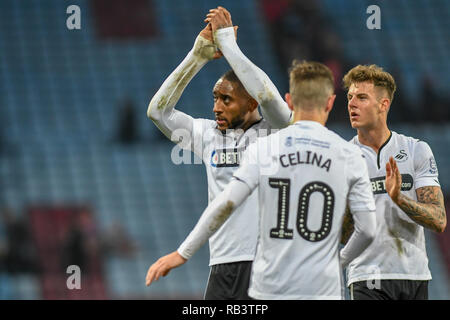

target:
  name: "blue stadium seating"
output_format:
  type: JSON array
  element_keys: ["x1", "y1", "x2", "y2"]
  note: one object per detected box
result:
[{"x1": 321, "y1": 0, "x2": 450, "y2": 100}]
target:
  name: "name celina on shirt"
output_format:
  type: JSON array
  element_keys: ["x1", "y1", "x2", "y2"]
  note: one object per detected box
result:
[{"x1": 279, "y1": 150, "x2": 332, "y2": 171}]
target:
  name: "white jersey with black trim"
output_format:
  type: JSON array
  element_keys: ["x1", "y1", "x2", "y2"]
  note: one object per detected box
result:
[
  {"x1": 192, "y1": 118, "x2": 274, "y2": 266},
  {"x1": 233, "y1": 121, "x2": 376, "y2": 299},
  {"x1": 347, "y1": 131, "x2": 440, "y2": 285}
]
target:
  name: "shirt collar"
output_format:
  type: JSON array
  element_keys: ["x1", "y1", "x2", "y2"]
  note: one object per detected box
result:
[{"x1": 293, "y1": 120, "x2": 325, "y2": 129}]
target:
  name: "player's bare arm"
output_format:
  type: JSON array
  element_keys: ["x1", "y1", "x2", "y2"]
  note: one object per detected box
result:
[
  {"x1": 386, "y1": 156, "x2": 447, "y2": 233},
  {"x1": 205, "y1": 6, "x2": 292, "y2": 128},
  {"x1": 340, "y1": 206, "x2": 354, "y2": 245}
]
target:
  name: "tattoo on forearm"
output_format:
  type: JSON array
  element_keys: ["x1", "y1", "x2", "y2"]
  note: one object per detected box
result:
[{"x1": 397, "y1": 186, "x2": 447, "y2": 233}]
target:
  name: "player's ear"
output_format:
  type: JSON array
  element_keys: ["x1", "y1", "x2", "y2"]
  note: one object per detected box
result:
[
  {"x1": 285, "y1": 93, "x2": 294, "y2": 111},
  {"x1": 380, "y1": 97, "x2": 390, "y2": 113},
  {"x1": 248, "y1": 97, "x2": 258, "y2": 112}
]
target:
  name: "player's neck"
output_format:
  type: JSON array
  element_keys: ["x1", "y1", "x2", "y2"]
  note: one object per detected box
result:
[
  {"x1": 357, "y1": 124, "x2": 391, "y2": 153},
  {"x1": 240, "y1": 113, "x2": 262, "y2": 132}
]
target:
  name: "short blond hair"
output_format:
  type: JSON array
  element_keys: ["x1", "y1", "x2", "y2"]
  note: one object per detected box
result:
[
  {"x1": 343, "y1": 64, "x2": 396, "y2": 101},
  {"x1": 289, "y1": 60, "x2": 335, "y2": 110}
]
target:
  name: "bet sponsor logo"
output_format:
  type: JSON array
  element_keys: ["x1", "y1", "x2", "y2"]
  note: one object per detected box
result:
[
  {"x1": 210, "y1": 148, "x2": 243, "y2": 168},
  {"x1": 371, "y1": 174, "x2": 414, "y2": 194}
]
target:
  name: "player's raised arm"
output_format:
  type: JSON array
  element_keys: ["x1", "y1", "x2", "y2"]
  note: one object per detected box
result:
[
  {"x1": 205, "y1": 7, "x2": 292, "y2": 128},
  {"x1": 145, "y1": 179, "x2": 252, "y2": 286},
  {"x1": 147, "y1": 24, "x2": 219, "y2": 143}
]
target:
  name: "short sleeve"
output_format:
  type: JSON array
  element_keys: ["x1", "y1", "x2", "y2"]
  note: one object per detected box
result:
[
  {"x1": 232, "y1": 141, "x2": 260, "y2": 191},
  {"x1": 347, "y1": 151, "x2": 376, "y2": 213},
  {"x1": 413, "y1": 141, "x2": 440, "y2": 189}
]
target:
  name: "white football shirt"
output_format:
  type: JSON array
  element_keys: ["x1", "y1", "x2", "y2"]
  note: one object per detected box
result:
[
  {"x1": 347, "y1": 131, "x2": 440, "y2": 285},
  {"x1": 233, "y1": 121, "x2": 376, "y2": 299},
  {"x1": 190, "y1": 118, "x2": 275, "y2": 266}
]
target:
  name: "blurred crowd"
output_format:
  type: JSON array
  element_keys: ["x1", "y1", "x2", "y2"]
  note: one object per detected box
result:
[
  {"x1": 259, "y1": 0, "x2": 449, "y2": 124},
  {"x1": 0, "y1": 206, "x2": 136, "y2": 283}
]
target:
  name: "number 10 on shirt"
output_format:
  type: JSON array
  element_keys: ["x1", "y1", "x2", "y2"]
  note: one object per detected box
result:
[{"x1": 269, "y1": 178, "x2": 335, "y2": 242}]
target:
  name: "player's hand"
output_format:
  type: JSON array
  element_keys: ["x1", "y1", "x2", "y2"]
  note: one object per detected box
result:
[
  {"x1": 199, "y1": 22, "x2": 214, "y2": 42},
  {"x1": 385, "y1": 156, "x2": 402, "y2": 204},
  {"x1": 204, "y1": 6, "x2": 238, "y2": 38},
  {"x1": 145, "y1": 251, "x2": 187, "y2": 286}
]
